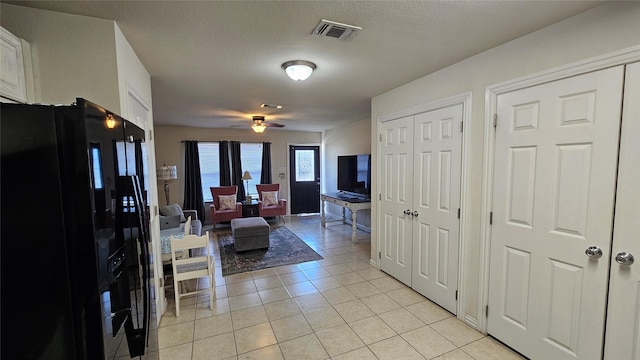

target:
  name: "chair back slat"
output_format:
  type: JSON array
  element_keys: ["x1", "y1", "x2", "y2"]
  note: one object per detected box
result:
[
  {"x1": 184, "y1": 216, "x2": 192, "y2": 235},
  {"x1": 170, "y1": 233, "x2": 207, "y2": 251}
]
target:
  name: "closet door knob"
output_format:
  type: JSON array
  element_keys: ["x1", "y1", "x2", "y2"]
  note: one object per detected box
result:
[
  {"x1": 412, "y1": 211, "x2": 419, "y2": 217},
  {"x1": 615, "y1": 252, "x2": 634, "y2": 265},
  {"x1": 585, "y1": 246, "x2": 603, "y2": 258}
]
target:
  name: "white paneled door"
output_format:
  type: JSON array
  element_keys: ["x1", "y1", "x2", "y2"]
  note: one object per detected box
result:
[
  {"x1": 380, "y1": 115, "x2": 414, "y2": 286},
  {"x1": 488, "y1": 66, "x2": 625, "y2": 359},
  {"x1": 411, "y1": 105, "x2": 462, "y2": 314},
  {"x1": 380, "y1": 104, "x2": 462, "y2": 314},
  {"x1": 604, "y1": 61, "x2": 640, "y2": 360}
]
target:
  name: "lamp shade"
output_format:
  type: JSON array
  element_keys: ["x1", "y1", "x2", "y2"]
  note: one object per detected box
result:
[
  {"x1": 157, "y1": 165, "x2": 177, "y2": 181},
  {"x1": 252, "y1": 123, "x2": 266, "y2": 133},
  {"x1": 241, "y1": 170, "x2": 253, "y2": 181},
  {"x1": 282, "y1": 60, "x2": 316, "y2": 81}
]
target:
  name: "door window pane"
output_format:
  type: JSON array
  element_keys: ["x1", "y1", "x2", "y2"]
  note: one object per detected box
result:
[{"x1": 295, "y1": 150, "x2": 314, "y2": 182}]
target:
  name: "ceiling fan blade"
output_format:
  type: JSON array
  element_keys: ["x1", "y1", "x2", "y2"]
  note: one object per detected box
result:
[{"x1": 265, "y1": 123, "x2": 285, "y2": 128}]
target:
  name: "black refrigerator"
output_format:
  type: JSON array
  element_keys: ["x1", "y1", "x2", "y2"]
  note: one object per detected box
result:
[{"x1": 1, "y1": 98, "x2": 155, "y2": 359}]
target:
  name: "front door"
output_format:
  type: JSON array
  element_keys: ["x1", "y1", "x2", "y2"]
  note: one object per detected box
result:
[
  {"x1": 488, "y1": 66, "x2": 624, "y2": 359},
  {"x1": 289, "y1": 145, "x2": 320, "y2": 214}
]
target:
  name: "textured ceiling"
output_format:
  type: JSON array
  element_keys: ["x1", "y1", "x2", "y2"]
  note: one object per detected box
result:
[{"x1": 7, "y1": 1, "x2": 606, "y2": 132}]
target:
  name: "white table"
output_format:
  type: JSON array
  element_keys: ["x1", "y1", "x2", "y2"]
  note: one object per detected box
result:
[{"x1": 321, "y1": 193, "x2": 371, "y2": 243}]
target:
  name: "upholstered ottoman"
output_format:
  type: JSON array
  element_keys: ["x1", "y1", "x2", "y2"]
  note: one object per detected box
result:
[{"x1": 231, "y1": 217, "x2": 270, "y2": 251}]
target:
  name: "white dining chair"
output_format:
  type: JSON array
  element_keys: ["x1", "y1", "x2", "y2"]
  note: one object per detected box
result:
[{"x1": 170, "y1": 231, "x2": 214, "y2": 316}]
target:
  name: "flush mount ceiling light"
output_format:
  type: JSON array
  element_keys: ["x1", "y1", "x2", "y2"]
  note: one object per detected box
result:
[{"x1": 282, "y1": 60, "x2": 316, "y2": 81}]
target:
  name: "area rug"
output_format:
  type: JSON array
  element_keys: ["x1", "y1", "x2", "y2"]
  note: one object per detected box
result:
[{"x1": 218, "y1": 226, "x2": 323, "y2": 277}]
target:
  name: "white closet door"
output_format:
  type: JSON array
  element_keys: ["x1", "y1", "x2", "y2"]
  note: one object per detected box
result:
[
  {"x1": 488, "y1": 66, "x2": 624, "y2": 360},
  {"x1": 379, "y1": 116, "x2": 414, "y2": 285},
  {"x1": 411, "y1": 105, "x2": 462, "y2": 314},
  {"x1": 604, "y1": 62, "x2": 640, "y2": 360}
]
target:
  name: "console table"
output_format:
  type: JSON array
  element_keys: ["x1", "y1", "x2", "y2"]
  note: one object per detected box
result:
[{"x1": 321, "y1": 193, "x2": 371, "y2": 243}]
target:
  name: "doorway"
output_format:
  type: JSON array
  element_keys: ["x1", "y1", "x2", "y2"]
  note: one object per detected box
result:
[{"x1": 289, "y1": 145, "x2": 320, "y2": 214}]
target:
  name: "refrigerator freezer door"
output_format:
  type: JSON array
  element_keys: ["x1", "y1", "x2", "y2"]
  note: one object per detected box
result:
[{"x1": 1, "y1": 104, "x2": 78, "y2": 360}]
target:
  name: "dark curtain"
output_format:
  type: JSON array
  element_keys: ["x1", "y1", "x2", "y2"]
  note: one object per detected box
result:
[
  {"x1": 134, "y1": 140, "x2": 145, "y2": 194},
  {"x1": 260, "y1": 142, "x2": 272, "y2": 184},
  {"x1": 230, "y1": 141, "x2": 245, "y2": 201},
  {"x1": 112, "y1": 140, "x2": 120, "y2": 177},
  {"x1": 219, "y1": 141, "x2": 231, "y2": 186},
  {"x1": 183, "y1": 141, "x2": 205, "y2": 221}
]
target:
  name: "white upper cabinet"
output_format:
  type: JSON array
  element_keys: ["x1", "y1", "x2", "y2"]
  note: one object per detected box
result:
[{"x1": 0, "y1": 27, "x2": 27, "y2": 103}]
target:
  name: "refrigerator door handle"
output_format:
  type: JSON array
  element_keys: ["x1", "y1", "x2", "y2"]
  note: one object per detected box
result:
[{"x1": 125, "y1": 175, "x2": 151, "y2": 357}]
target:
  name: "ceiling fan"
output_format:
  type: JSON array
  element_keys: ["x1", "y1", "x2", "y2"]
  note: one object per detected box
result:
[{"x1": 232, "y1": 115, "x2": 285, "y2": 133}]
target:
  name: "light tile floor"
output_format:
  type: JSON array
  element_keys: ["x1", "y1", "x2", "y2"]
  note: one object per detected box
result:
[{"x1": 150, "y1": 216, "x2": 526, "y2": 360}]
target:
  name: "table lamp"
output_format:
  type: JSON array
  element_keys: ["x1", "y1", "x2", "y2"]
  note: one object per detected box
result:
[
  {"x1": 241, "y1": 170, "x2": 253, "y2": 201},
  {"x1": 157, "y1": 164, "x2": 177, "y2": 205}
]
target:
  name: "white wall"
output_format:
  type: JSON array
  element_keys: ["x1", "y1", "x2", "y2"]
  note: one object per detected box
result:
[
  {"x1": 1, "y1": 4, "x2": 120, "y2": 112},
  {"x1": 114, "y1": 24, "x2": 153, "y2": 128},
  {"x1": 371, "y1": 1, "x2": 640, "y2": 326},
  {"x1": 323, "y1": 118, "x2": 372, "y2": 228},
  {"x1": 154, "y1": 125, "x2": 322, "y2": 222}
]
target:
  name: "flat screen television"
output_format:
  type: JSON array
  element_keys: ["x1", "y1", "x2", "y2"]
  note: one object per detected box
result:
[{"x1": 337, "y1": 154, "x2": 371, "y2": 197}]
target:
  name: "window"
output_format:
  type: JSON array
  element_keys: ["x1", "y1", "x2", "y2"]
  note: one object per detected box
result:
[
  {"x1": 197, "y1": 142, "x2": 263, "y2": 201},
  {"x1": 90, "y1": 143, "x2": 104, "y2": 189},
  {"x1": 294, "y1": 149, "x2": 315, "y2": 182},
  {"x1": 240, "y1": 143, "x2": 262, "y2": 196},
  {"x1": 198, "y1": 142, "x2": 220, "y2": 202},
  {"x1": 115, "y1": 141, "x2": 149, "y2": 192}
]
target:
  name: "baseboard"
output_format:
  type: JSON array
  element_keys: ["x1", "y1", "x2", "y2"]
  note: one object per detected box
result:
[{"x1": 464, "y1": 314, "x2": 480, "y2": 331}]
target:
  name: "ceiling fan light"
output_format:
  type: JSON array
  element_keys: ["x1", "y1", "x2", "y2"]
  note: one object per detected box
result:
[
  {"x1": 252, "y1": 123, "x2": 266, "y2": 133},
  {"x1": 282, "y1": 60, "x2": 316, "y2": 81}
]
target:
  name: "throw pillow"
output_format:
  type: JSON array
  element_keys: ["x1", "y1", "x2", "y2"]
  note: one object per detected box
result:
[
  {"x1": 159, "y1": 204, "x2": 186, "y2": 222},
  {"x1": 218, "y1": 195, "x2": 237, "y2": 210},
  {"x1": 262, "y1": 191, "x2": 278, "y2": 206}
]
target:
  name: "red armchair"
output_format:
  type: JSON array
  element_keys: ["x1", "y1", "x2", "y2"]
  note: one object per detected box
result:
[
  {"x1": 210, "y1": 186, "x2": 242, "y2": 231},
  {"x1": 256, "y1": 184, "x2": 287, "y2": 224}
]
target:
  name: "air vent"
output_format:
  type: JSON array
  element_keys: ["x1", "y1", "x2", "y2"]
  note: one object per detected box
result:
[{"x1": 312, "y1": 19, "x2": 362, "y2": 40}]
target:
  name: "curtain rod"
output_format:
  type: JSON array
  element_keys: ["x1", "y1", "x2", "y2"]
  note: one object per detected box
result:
[
  {"x1": 182, "y1": 140, "x2": 271, "y2": 143},
  {"x1": 181, "y1": 140, "x2": 229, "y2": 143}
]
